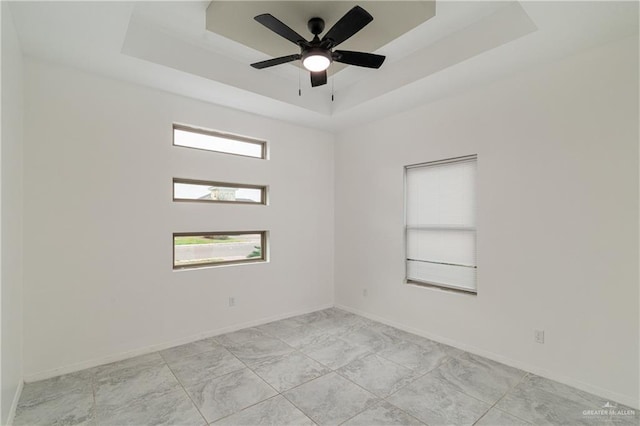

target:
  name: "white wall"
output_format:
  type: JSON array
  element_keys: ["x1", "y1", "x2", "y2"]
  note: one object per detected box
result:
[
  {"x1": 1, "y1": 1, "x2": 25, "y2": 423},
  {"x1": 22, "y1": 58, "x2": 335, "y2": 379},
  {"x1": 335, "y1": 35, "x2": 638, "y2": 408}
]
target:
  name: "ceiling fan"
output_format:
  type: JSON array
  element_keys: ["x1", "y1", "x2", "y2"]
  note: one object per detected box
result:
[{"x1": 250, "y1": 6, "x2": 386, "y2": 87}]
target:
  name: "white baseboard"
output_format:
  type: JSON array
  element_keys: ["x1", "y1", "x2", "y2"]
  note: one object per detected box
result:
[
  {"x1": 23, "y1": 303, "x2": 333, "y2": 383},
  {"x1": 335, "y1": 303, "x2": 639, "y2": 410},
  {"x1": 6, "y1": 379, "x2": 24, "y2": 425}
]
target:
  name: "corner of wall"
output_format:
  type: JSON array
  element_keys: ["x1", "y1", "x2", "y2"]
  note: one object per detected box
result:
[
  {"x1": 1, "y1": 1, "x2": 25, "y2": 424},
  {"x1": 5, "y1": 381, "x2": 23, "y2": 426}
]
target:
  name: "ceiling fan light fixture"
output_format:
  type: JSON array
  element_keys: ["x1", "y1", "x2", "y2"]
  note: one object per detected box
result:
[{"x1": 302, "y1": 49, "x2": 331, "y2": 72}]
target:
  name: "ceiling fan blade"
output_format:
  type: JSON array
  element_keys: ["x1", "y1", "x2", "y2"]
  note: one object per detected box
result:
[
  {"x1": 251, "y1": 54, "x2": 301, "y2": 69},
  {"x1": 254, "y1": 14, "x2": 309, "y2": 47},
  {"x1": 310, "y1": 70, "x2": 327, "y2": 87},
  {"x1": 333, "y1": 50, "x2": 385, "y2": 69},
  {"x1": 321, "y1": 6, "x2": 373, "y2": 48}
]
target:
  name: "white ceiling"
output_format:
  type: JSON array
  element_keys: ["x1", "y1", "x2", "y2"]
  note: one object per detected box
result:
[{"x1": 8, "y1": 1, "x2": 639, "y2": 132}]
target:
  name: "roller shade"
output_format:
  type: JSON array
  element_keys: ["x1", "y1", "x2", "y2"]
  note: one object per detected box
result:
[{"x1": 405, "y1": 155, "x2": 477, "y2": 292}]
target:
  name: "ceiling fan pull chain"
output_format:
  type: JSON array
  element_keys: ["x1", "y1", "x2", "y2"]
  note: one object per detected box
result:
[
  {"x1": 331, "y1": 75, "x2": 334, "y2": 102},
  {"x1": 298, "y1": 64, "x2": 302, "y2": 96}
]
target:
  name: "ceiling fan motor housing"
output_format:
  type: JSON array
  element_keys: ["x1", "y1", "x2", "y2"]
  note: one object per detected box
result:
[{"x1": 307, "y1": 17, "x2": 325, "y2": 36}]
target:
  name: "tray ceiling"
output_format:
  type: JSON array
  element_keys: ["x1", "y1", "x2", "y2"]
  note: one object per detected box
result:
[
  {"x1": 205, "y1": 1, "x2": 436, "y2": 74},
  {"x1": 7, "y1": 1, "x2": 639, "y2": 131}
]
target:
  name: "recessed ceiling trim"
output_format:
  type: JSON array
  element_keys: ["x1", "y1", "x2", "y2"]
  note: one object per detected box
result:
[
  {"x1": 122, "y1": 15, "x2": 333, "y2": 115},
  {"x1": 11, "y1": 1, "x2": 636, "y2": 132},
  {"x1": 332, "y1": 2, "x2": 538, "y2": 114}
]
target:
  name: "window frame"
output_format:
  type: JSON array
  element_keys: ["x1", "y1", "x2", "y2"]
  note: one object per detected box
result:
[
  {"x1": 172, "y1": 178, "x2": 268, "y2": 205},
  {"x1": 404, "y1": 154, "x2": 478, "y2": 295},
  {"x1": 173, "y1": 231, "x2": 267, "y2": 270},
  {"x1": 172, "y1": 123, "x2": 267, "y2": 160}
]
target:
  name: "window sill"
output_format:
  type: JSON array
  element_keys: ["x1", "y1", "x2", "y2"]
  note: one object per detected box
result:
[
  {"x1": 174, "y1": 259, "x2": 268, "y2": 271},
  {"x1": 406, "y1": 279, "x2": 477, "y2": 295}
]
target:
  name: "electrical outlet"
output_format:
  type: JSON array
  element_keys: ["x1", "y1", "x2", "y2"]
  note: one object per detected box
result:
[
  {"x1": 363, "y1": 288, "x2": 368, "y2": 297},
  {"x1": 534, "y1": 329, "x2": 545, "y2": 344},
  {"x1": 228, "y1": 297, "x2": 236, "y2": 307}
]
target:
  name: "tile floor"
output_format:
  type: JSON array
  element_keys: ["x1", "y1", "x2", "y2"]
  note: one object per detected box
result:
[{"x1": 14, "y1": 308, "x2": 638, "y2": 426}]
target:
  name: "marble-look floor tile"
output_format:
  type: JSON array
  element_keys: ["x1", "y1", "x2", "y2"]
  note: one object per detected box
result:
[
  {"x1": 185, "y1": 368, "x2": 277, "y2": 423},
  {"x1": 378, "y1": 339, "x2": 449, "y2": 374},
  {"x1": 226, "y1": 335, "x2": 294, "y2": 365},
  {"x1": 295, "y1": 308, "x2": 349, "y2": 325},
  {"x1": 96, "y1": 386, "x2": 205, "y2": 426},
  {"x1": 475, "y1": 408, "x2": 531, "y2": 425},
  {"x1": 214, "y1": 327, "x2": 266, "y2": 346},
  {"x1": 311, "y1": 314, "x2": 369, "y2": 336},
  {"x1": 167, "y1": 345, "x2": 245, "y2": 388},
  {"x1": 301, "y1": 336, "x2": 372, "y2": 369},
  {"x1": 607, "y1": 405, "x2": 640, "y2": 426},
  {"x1": 380, "y1": 327, "x2": 432, "y2": 347},
  {"x1": 160, "y1": 337, "x2": 220, "y2": 363},
  {"x1": 399, "y1": 332, "x2": 464, "y2": 358},
  {"x1": 15, "y1": 311, "x2": 636, "y2": 426},
  {"x1": 255, "y1": 316, "x2": 309, "y2": 338},
  {"x1": 290, "y1": 313, "x2": 320, "y2": 325},
  {"x1": 275, "y1": 324, "x2": 328, "y2": 349},
  {"x1": 283, "y1": 372, "x2": 379, "y2": 426},
  {"x1": 252, "y1": 351, "x2": 331, "y2": 392},
  {"x1": 353, "y1": 316, "x2": 381, "y2": 328},
  {"x1": 340, "y1": 327, "x2": 399, "y2": 353},
  {"x1": 338, "y1": 354, "x2": 418, "y2": 398},
  {"x1": 342, "y1": 401, "x2": 424, "y2": 426},
  {"x1": 368, "y1": 321, "x2": 404, "y2": 335},
  {"x1": 395, "y1": 332, "x2": 463, "y2": 360},
  {"x1": 14, "y1": 388, "x2": 95, "y2": 426},
  {"x1": 93, "y1": 353, "x2": 165, "y2": 381},
  {"x1": 213, "y1": 395, "x2": 315, "y2": 426},
  {"x1": 534, "y1": 376, "x2": 639, "y2": 426},
  {"x1": 496, "y1": 387, "x2": 592, "y2": 425},
  {"x1": 431, "y1": 352, "x2": 526, "y2": 404},
  {"x1": 288, "y1": 312, "x2": 318, "y2": 325},
  {"x1": 94, "y1": 363, "x2": 180, "y2": 408},
  {"x1": 439, "y1": 343, "x2": 465, "y2": 358},
  {"x1": 517, "y1": 374, "x2": 610, "y2": 407},
  {"x1": 387, "y1": 372, "x2": 490, "y2": 426},
  {"x1": 495, "y1": 375, "x2": 629, "y2": 425},
  {"x1": 608, "y1": 411, "x2": 640, "y2": 426},
  {"x1": 19, "y1": 370, "x2": 93, "y2": 406}
]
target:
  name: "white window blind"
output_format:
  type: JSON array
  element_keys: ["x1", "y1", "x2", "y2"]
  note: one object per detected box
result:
[{"x1": 405, "y1": 155, "x2": 477, "y2": 293}]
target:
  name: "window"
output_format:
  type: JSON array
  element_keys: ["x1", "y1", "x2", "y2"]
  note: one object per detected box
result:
[
  {"x1": 173, "y1": 178, "x2": 267, "y2": 204},
  {"x1": 173, "y1": 124, "x2": 266, "y2": 159},
  {"x1": 405, "y1": 155, "x2": 477, "y2": 293},
  {"x1": 173, "y1": 231, "x2": 266, "y2": 269}
]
